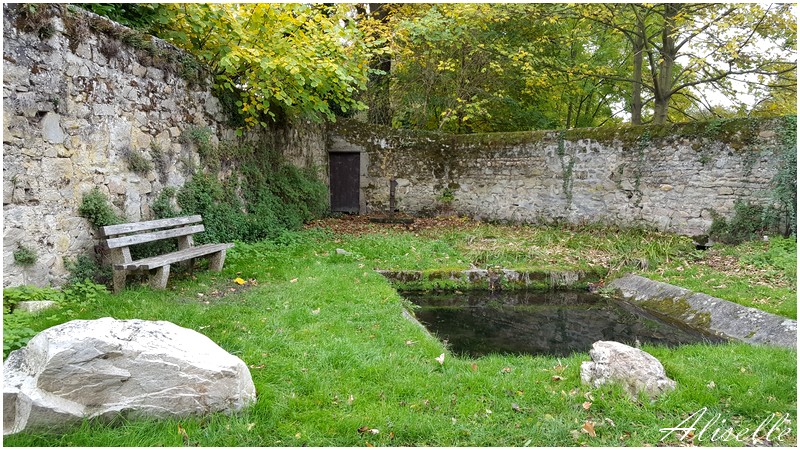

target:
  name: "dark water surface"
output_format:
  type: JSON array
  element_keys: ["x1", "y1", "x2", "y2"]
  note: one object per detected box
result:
[{"x1": 403, "y1": 290, "x2": 726, "y2": 357}]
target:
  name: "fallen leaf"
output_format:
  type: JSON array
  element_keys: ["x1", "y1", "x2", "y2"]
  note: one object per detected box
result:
[
  {"x1": 604, "y1": 418, "x2": 616, "y2": 427},
  {"x1": 582, "y1": 401, "x2": 592, "y2": 410},
  {"x1": 368, "y1": 429, "x2": 379, "y2": 435},
  {"x1": 311, "y1": 308, "x2": 321, "y2": 315},
  {"x1": 234, "y1": 277, "x2": 246, "y2": 285},
  {"x1": 511, "y1": 403, "x2": 522, "y2": 413},
  {"x1": 435, "y1": 353, "x2": 445, "y2": 365},
  {"x1": 290, "y1": 278, "x2": 298, "y2": 283},
  {"x1": 365, "y1": 442, "x2": 374, "y2": 447},
  {"x1": 295, "y1": 432, "x2": 301, "y2": 438},
  {"x1": 405, "y1": 340, "x2": 416, "y2": 345},
  {"x1": 707, "y1": 380, "x2": 716, "y2": 389},
  {"x1": 389, "y1": 431, "x2": 395, "y2": 440},
  {"x1": 178, "y1": 423, "x2": 189, "y2": 445},
  {"x1": 357, "y1": 426, "x2": 369, "y2": 433},
  {"x1": 551, "y1": 375, "x2": 564, "y2": 382},
  {"x1": 247, "y1": 423, "x2": 255, "y2": 431},
  {"x1": 582, "y1": 420, "x2": 596, "y2": 437},
  {"x1": 501, "y1": 367, "x2": 512, "y2": 373}
]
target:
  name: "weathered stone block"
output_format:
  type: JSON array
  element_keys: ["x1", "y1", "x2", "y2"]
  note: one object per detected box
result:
[
  {"x1": 580, "y1": 341, "x2": 676, "y2": 400},
  {"x1": 3, "y1": 318, "x2": 256, "y2": 435}
]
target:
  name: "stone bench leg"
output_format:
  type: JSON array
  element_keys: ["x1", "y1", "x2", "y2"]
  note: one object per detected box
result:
[
  {"x1": 149, "y1": 265, "x2": 171, "y2": 290},
  {"x1": 113, "y1": 269, "x2": 128, "y2": 294},
  {"x1": 208, "y1": 250, "x2": 227, "y2": 272}
]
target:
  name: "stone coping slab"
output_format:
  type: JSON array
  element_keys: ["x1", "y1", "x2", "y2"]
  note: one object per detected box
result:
[
  {"x1": 608, "y1": 274, "x2": 796, "y2": 349},
  {"x1": 377, "y1": 268, "x2": 602, "y2": 290}
]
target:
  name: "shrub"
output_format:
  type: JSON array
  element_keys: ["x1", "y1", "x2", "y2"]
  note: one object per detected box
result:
[
  {"x1": 13, "y1": 245, "x2": 37, "y2": 266},
  {"x1": 78, "y1": 187, "x2": 123, "y2": 228},
  {"x1": 122, "y1": 148, "x2": 153, "y2": 175},
  {"x1": 151, "y1": 187, "x2": 178, "y2": 219},
  {"x1": 176, "y1": 144, "x2": 328, "y2": 244},
  {"x1": 3, "y1": 285, "x2": 64, "y2": 314},
  {"x1": 64, "y1": 254, "x2": 113, "y2": 287},
  {"x1": 2, "y1": 280, "x2": 108, "y2": 358},
  {"x1": 708, "y1": 202, "x2": 769, "y2": 245},
  {"x1": 3, "y1": 313, "x2": 37, "y2": 358}
]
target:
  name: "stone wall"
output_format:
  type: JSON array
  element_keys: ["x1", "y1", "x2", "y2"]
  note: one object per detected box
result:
[
  {"x1": 329, "y1": 118, "x2": 787, "y2": 235},
  {"x1": 2, "y1": 5, "x2": 326, "y2": 287}
]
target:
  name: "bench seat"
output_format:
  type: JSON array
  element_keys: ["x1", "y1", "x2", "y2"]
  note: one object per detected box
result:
[{"x1": 113, "y1": 243, "x2": 234, "y2": 271}]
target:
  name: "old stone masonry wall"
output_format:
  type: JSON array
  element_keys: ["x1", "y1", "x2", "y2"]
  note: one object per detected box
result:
[
  {"x1": 2, "y1": 5, "x2": 326, "y2": 287},
  {"x1": 330, "y1": 118, "x2": 787, "y2": 236}
]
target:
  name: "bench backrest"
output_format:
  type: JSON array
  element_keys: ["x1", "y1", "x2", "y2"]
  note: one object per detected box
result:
[{"x1": 101, "y1": 215, "x2": 204, "y2": 249}]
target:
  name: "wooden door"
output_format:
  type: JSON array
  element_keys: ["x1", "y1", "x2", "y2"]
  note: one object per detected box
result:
[{"x1": 329, "y1": 152, "x2": 360, "y2": 213}]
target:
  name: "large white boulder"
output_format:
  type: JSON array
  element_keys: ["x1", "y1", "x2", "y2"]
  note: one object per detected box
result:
[
  {"x1": 580, "y1": 340, "x2": 676, "y2": 400},
  {"x1": 3, "y1": 317, "x2": 256, "y2": 435}
]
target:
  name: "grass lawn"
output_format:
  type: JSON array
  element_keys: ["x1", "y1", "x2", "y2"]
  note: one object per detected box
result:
[{"x1": 4, "y1": 217, "x2": 797, "y2": 446}]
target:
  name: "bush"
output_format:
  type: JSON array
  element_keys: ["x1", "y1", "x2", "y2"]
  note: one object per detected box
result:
[
  {"x1": 122, "y1": 148, "x2": 153, "y2": 175},
  {"x1": 65, "y1": 254, "x2": 113, "y2": 287},
  {"x1": 13, "y1": 245, "x2": 37, "y2": 266},
  {"x1": 151, "y1": 187, "x2": 179, "y2": 219},
  {"x1": 3, "y1": 285, "x2": 64, "y2": 314},
  {"x1": 3, "y1": 313, "x2": 37, "y2": 358},
  {"x1": 709, "y1": 201, "x2": 773, "y2": 245},
  {"x1": 78, "y1": 187, "x2": 123, "y2": 228},
  {"x1": 176, "y1": 144, "x2": 328, "y2": 244},
  {"x1": 2, "y1": 280, "x2": 108, "y2": 358}
]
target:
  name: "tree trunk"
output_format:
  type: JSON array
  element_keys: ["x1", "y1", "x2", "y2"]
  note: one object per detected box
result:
[
  {"x1": 366, "y1": 3, "x2": 392, "y2": 125},
  {"x1": 652, "y1": 4, "x2": 679, "y2": 125},
  {"x1": 631, "y1": 31, "x2": 644, "y2": 125}
]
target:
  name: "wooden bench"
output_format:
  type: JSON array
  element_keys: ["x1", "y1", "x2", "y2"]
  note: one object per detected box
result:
[{"x1": 100, "y1": 215, "x2": 234, "y2": 293}]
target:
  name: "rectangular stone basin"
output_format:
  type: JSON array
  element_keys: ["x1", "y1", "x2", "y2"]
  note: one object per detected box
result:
[{"x1": 402, "y1": 289, "x2": 726, "y2": 358}]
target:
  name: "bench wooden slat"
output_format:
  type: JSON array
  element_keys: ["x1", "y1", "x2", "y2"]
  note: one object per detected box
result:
[
  {"x1": 101, "y1": 215, "x2": 203, "y2": 237},
  {"x1": 114, "y1": 243, "x2": 234, "y2": 271},
  {"x1": 106, "y1": 224, "x2": 205, "y2": 249}
]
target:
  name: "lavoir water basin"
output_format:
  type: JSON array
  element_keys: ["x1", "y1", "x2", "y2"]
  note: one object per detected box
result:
[{"x1": 402, "y1": 289, "x2": 726, "y2": 357}]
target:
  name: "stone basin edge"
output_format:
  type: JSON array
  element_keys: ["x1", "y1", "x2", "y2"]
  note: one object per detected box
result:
[
  {"x1": 376, "y1": 268, "x2": 604, "y2": 291},
  {"x1": 607, "y1": 273, "x2": 797, "y2": 349}
]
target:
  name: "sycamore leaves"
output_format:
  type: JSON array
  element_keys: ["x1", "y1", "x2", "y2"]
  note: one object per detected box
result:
[{"x1": 161, "y1": 4, "x2": 375, "y2": 127}]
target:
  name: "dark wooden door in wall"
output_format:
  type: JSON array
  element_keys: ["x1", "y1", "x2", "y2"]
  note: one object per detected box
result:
[{"x1": 329, "y1": 152, "x2": 360, "y2": 213}]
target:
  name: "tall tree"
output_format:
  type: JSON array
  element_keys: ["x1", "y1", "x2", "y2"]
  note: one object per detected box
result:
[
  {"x1": 158, "y1": 4, "x2": 378, "y2": 126},
  {"x1": 570, "y1": 3, "x2": 796, "y2": 124}
]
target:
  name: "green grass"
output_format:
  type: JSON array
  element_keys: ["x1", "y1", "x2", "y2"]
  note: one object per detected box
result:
[{"x1": 4, "y1": 224, "x2": 797, "y2": 446}]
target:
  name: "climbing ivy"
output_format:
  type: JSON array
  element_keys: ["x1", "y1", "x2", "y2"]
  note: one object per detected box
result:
[
  {"x1": 174, "y1": 134, "x2": 329, "y2": 244},
  {"x1": 556, "y1": 130, "x2": 574, "y2": 207},
  {"x1": 631, "y1": 130, "x2": 649, "y2": 209}
]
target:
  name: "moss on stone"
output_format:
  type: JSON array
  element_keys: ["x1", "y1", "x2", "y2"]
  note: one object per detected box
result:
[{"x1": 640, "y1": 296, "x2": 713, "y2": 332}]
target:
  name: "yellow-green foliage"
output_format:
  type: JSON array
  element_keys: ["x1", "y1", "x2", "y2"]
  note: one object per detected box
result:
[{"x1": 158, "y1": 4, "x2": 380, "y2": 126}]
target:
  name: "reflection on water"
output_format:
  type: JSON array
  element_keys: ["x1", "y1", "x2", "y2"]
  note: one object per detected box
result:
[{"x1": 403, "y1": 290, "x2": 726, "y2": 357}]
